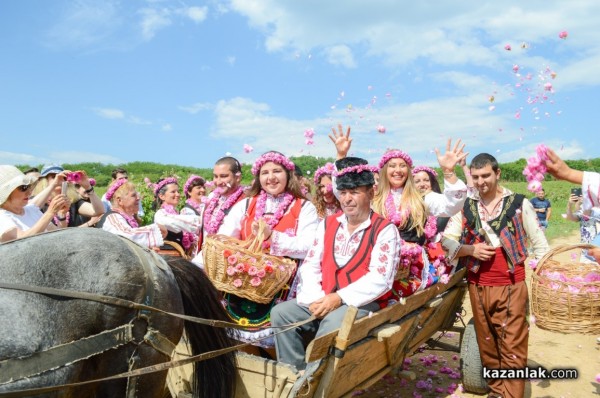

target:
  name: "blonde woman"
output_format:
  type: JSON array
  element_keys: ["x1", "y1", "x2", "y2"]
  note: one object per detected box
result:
[{"x1": 330, "y1": 125, "x2": 468, "y2": 298}]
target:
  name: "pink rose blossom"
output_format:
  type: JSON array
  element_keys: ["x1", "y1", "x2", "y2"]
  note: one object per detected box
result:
[
  {"x1": 544, "y1": 82, "x2": 553, "y2": 92},
  {"x1": 257, "y1": 269, "x2": 266, "y2": 278},
  {"x1": 377, "y1": 124, "x2": 386, "y2": 134},
  {"x1": 243, "y1": 144, "x2": 253, "y2": 153},
  {"x1": 558, "y1": 30, "x2": 568, "y2": 39},
  {"x1": 227, "y1": 255, "x2": 238, "y2": 265},
  {"x1": 250, "y1": 277, "x2": 262, "y2": 287},
  {"x1": 512, "y1": 64, "x2": 519, "y2": 73},
  {"x1": 305, "y1": 138, "x2": 314, "y2": 145},
  {"x1": 232, "y1": 278, "x2": 243, "y2": 288},
  {"x1": 248, "y1": 266, "x2": 258, "y2": 276},
  {"x1": 304, "y1": 128, "x2": 315, "y2": 138},
  {"x1": 226, "y1": 266, "x2": 236, "y2": 276},
  {"x1": 504, "y1": 44, "x2": 512, "y2": 51}
]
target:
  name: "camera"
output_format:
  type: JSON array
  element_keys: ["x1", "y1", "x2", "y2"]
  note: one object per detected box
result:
[{"x1": 571, "y1": 187, "x2": 582, "y2": 196}]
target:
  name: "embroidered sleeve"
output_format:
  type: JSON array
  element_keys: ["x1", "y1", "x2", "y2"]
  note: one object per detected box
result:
[
  {"x1": 296, "y1": 220, "x2": 327, "y2": 306},
  {"x1": 521, "y1": 199, "x2": 549, "y2": 259},
  {"x1": 424, "y1": 178, "x2": 467, "y2": 217},
  {"x1": 582, "y1": 171, "x2": 600, "y2": 211},
  {"x1": 270, "y1": 201, "x2": 319, "y2": 259},
  {"x1": 180, "y1": 207, "x2": 197, "y2": 217},
  {"x1": 102, "y1": 213, "x2": 164, "y2": 248},
  {"x1": 336, "y1": 224, "x2": 401, "y2": 307},
  {"x1": 440, "y1": 212, "x2": 464, "y2": 262},
  {"x1": 154, "y1": 209, "x2": 201, "y2": 234}
]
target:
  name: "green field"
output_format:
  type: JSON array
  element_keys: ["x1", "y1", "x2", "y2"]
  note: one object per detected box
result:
[{"x1": 502, "y1": 180, "x2": 580, "y2": 241}]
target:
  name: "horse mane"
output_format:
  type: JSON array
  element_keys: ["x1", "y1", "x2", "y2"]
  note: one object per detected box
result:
[{"x1": 165, "y1": 257, "x2": 237, "y2": 398}]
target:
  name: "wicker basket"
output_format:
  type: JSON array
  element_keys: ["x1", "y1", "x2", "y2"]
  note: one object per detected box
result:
[
  {"x1": 530, "y1": 244, "x2": 600, "y2": 334},
  {"x1": 203, "y1": 220, "x2": 297, "y2": 304}
]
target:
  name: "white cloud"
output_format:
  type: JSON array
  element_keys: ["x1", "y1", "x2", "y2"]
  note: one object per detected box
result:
[
  {"x1": 179, "y1": 102, "x2": 212, "y2": 114},
  {"x1": 93, "y1": 108, "x2": 125, "y2": 119},
  {"x1": 0, "y1": 150, "x2": 124, "y2": 166},
  {"x1": 49, "y1": 151, "x2": 124, "y2": 164},
  {"x1": 230, "y1": 1, "x2": 600, "y2": 74},
  {"x1": 139, "y1": 7, "x2": 172, "y2": 40},
  {"x1": 227, "y1": 56, "x2": 236, "y2": 66},
  {"x1": 324, "y1": 45, "x2": 356, "y2": 68},
  {"x1": 44, "y1": 0, "x2": 121, "y2": 50},
  {"x1": 162, "y1": 123, "x2": 173, "y2": 132},
  {"x1": 0, "y1": 151, "x2": 46, "y2": 166},
  {"x1": 209, "y1": 94, "x2": 525, "y2": 165},
  {"x1": 182, "y1": 6, "x2": 208, "y2": 23}
]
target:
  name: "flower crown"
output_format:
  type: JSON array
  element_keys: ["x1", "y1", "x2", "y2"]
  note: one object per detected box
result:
[
  {"x1": 154, "y1": 177, "x2": 178, "y2": 196},
  {"x1": 183, "y1": 175, "x2": 205, "y2": 197},
  {"x1": 378, "y1": 150, "x2": 413, "y2": 169},
  {"x1": 334, "y1": 164, "x2": 379, "y2": 177},
  {"x1": 251, "y1": 152, "x2": 295, "y2": 176},
  {"x1": 313, "y1": 163, "x2": 336, "y2": 184},
  {"x1": 412, "y1": 165, "x2": 438, "y2": 178},
  {"x1": 105, "y1": 178, "x2": 128, "y2": 202}
]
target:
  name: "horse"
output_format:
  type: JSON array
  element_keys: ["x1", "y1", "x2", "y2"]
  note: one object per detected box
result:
[{"x1": 0, "y1": 228, "x2": 236, "y2": 398}]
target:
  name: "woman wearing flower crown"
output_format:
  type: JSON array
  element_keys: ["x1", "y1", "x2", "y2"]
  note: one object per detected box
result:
[
  {"x1": 96, "y1": 178, "x2": 167, "y2": 247},
  {"x1": 412, "y1": 165, "x2": 454, "y2": 283},
  {"x1": 313, "y1": 162, "x2": 341, "y2": 220},
  {"x1": 330, "y1": 125, "x2": 468, "y2": 298},
  {"x1": 219, "y1": 151, "x2": 319, "y2": 354},
  {"x1": 153, "y1": 177, "x2": 202, "y2": 258}
]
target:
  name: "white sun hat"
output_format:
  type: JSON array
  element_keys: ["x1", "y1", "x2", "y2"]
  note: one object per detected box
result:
[{"x1": 0, "y1": 165, "x2": 39, "y2": 206}]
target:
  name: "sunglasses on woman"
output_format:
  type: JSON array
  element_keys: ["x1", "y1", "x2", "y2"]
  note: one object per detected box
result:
[{"x1": 19, "y1": 184, "x2": 33, "y2": 192}]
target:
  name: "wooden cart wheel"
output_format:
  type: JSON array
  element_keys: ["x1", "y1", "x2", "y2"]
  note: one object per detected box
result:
[{"x1": 460, "y1": 319, "x2": 489, "y2": 394}]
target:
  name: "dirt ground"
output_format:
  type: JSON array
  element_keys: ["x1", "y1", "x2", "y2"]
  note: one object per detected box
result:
[{"x1": 355, "y1": 232, "x2": 600, "y2": 398}]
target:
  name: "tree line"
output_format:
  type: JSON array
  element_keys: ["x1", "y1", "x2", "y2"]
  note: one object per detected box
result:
[{"x1": 18, "y1": 156, "x2": 600, "y2": 187}]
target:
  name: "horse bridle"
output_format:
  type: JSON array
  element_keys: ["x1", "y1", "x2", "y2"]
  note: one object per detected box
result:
[{"x1": 0, "y1": 238, "x2": 316, "y2": 398}]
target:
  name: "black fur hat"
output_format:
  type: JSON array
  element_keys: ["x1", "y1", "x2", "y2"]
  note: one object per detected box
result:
[{"x1": 334, "y1": 157, "x2": 375, "y2": 190}]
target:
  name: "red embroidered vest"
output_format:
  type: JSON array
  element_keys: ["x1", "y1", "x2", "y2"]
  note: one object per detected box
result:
[
  {"x1": 321, "y1": 212, "x2": 391, "y2": 307},
  {"x1": 240, "y1": 196, "x2": 303, "y2": 240}
]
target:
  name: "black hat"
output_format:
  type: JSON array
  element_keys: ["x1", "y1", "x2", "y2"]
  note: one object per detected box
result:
[{"x1": 334, "y1": 157, "x2": 375, "y2": 190}]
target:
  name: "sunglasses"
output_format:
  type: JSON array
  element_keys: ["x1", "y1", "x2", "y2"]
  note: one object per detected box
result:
[{"x1": 19, "y1": 184, "x2": 33, "y2": 192}]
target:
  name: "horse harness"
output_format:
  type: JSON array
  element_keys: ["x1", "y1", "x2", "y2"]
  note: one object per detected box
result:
[{"x1": 0, "y1": 239, "x2": 177, "y2": 398}]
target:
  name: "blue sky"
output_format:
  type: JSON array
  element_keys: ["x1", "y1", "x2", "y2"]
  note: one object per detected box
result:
[{"x1": 2, "y1": 1, "x2": 600, "y2": 170}]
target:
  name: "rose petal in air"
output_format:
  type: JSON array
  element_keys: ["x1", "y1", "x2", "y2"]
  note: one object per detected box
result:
[
  {"x1": 504, "y1": 44, "x2": 512, "y2": 51},
  {"x1": 558, "y1": 31, "x2": 568, "y2": 39}
]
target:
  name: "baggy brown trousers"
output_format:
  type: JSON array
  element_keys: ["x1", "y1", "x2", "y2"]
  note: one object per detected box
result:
[{"x1": 468, "y1": 281, "x2": 529, "y2": 398}]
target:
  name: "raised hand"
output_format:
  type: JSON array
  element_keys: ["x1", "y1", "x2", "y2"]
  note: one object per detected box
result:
[
  {"x1": 434, "y1": 138, "x2": 468, "y2": 172},
  {"x1": 328, "y1": 124, "x2": 352, "y2": 160}
]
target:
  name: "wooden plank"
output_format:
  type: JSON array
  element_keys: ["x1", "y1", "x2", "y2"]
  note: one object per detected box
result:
[
  {"x1": 235, "y1": 353, "x2": 298, "y2": 398},
  {"x1": 323, "y1": 336, "x2": 389, "y2": 397},
  {"x1": 407, "y1": 288, "x2": 462, "y2": 353},
  {"x1": 312, "y1": 307, "x2": 358, "y2": 397},
  {"x1": 306, "y1": 268, "x2": 466, "y2": 362}
]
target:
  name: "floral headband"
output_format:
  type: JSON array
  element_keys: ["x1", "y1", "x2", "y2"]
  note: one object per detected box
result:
[
  {"x1": 412, "y1": 165, "x2": 438, "y2": 178},
  {"x1": 334, "y1": 164, "x2": 379, "y2": 177},
  {"x1": 105, "y1": 178, "x2": 129, "y2": 202},
  {"x1": 183, "y1": 175, "x2": 205, "y2": 196},
  {"x1": 378, "y1": 150, "x2": 413, "y2": 169},
  {"x1": 251, "y1": 152, "x2": 295, "y2": 176},
  {"x1": 153, "y1": 177, "x2": 178, "y2": 196},
  {"x1": 313, "y1": 163, "x2": 336, "y2": 184}
]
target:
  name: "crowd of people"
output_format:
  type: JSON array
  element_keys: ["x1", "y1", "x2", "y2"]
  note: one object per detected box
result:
[{"x1": 2, "y1": 133, "x2": 600, "y2": 398}]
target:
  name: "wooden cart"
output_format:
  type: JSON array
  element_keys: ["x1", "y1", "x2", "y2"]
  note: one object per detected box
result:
[{"x1": 170, "y1": 268, "x2": 469, "y2": 398}]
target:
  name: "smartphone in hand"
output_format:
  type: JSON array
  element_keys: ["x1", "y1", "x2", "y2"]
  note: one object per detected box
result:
[
  {"x1": 571, "y1": 187, "x2": 582, "y2": 197},
  {"x1": 61, "y1": 181, "x2": 68, "y2": 195}
]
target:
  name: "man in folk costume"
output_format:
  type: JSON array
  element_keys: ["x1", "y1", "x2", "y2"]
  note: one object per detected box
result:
[
  {"x1": 192, "y1": 156, "x2": 246, "y2": 267},
  {"x1": 271, "y1": 157, "x2": 401, "y2": 371},
  {"x1": 442, "y1": 153, "x2": 548, "y2": 398}
]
